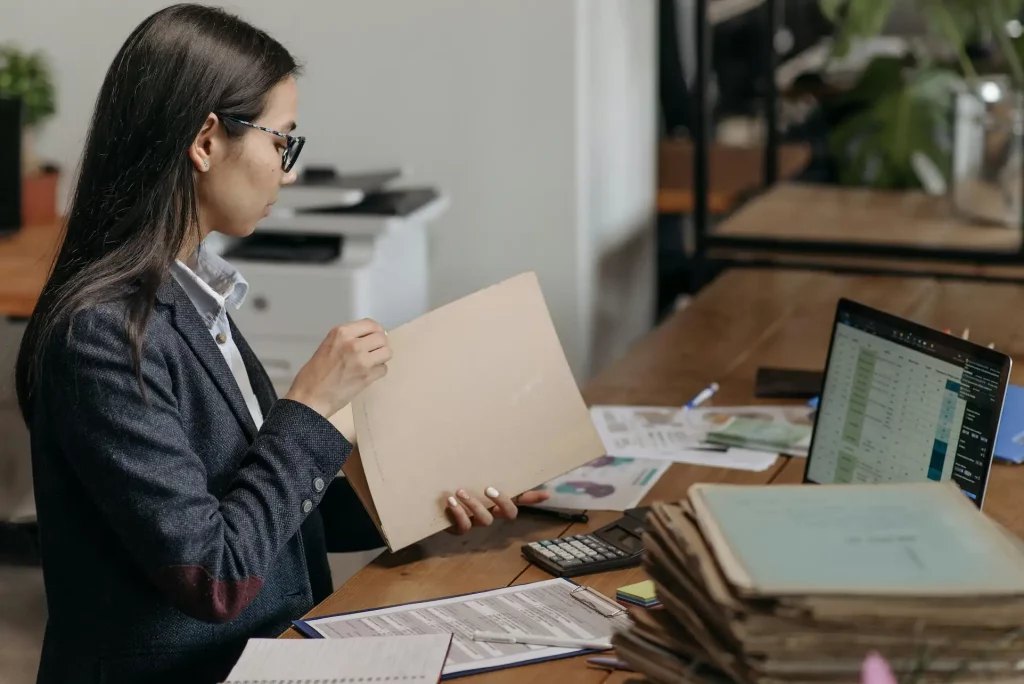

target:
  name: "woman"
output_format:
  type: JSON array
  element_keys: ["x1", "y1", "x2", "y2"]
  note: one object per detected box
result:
[{"x1": 15, "y1": 5, "x2": 548, "y2": 683}]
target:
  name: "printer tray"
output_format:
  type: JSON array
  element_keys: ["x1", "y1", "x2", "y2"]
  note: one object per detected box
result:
[
  {"x1": 303, "y1": 188, "x2": 438, "y2": 217},
  {"x1": 223, "y1": 233, "x2": 342, "y2": 263}
]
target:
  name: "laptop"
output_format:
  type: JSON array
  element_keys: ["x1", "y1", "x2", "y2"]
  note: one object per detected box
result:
[{"x1": 804, "y1": 298, "x2": 1012, "y2": 509}]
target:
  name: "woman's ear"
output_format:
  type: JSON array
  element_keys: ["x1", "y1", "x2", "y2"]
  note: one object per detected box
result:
[{"x1": 188, "y1": 113, "x2": 220, "y2": 172}]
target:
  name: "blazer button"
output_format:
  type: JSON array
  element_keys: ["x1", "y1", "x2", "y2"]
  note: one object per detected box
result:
[
  {"x1": 215, "y1": 332, "x2": 228, "y2": 345},
  {"x1": 301, "y1": 499, "x2": 313, "y2": 514},
  {"x1": 313, "y1": 476, "x2": 325, "y2": 492}
]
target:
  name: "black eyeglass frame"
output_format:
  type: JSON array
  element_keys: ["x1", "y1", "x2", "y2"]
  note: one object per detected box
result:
[{"x1": 218, "y1": 114, "x2": 305, "y2": 172}]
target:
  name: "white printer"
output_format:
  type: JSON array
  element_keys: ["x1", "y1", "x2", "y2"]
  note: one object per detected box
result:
[{"x1": 211, "y1": 167, "x2": 448, "y2": 396}]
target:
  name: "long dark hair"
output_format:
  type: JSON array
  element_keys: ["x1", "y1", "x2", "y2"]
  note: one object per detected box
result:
[{"x1": 15, "y1": 3, "x2": 300, "y2": 421}]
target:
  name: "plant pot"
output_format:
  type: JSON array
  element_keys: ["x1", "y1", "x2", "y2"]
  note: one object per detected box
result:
[
  {"x1": 951, "y1": 75, "x2": 1024, "y2": 228},
  {"x1": 21, "y1": 169, "x2": 58, "y2": 225}
]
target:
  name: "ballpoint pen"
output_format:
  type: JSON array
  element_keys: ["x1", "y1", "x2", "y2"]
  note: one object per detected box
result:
[
  {"x1": 518, "y1": 505, "x2": 588, "y2": 524},
  {"x1": 587, "y1": 657, "x2": 635, "y2": 672},
  {"x1": 683, "y1": 382, "x2": 719, "y2": 411},
  {"x1": 472, "y1": 630, "x2": 613, "y2": 650}
]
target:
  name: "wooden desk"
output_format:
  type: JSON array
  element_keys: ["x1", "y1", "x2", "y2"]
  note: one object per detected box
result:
[
  {"x1": 708, "y1": 183, "x2": 1024, "y2": 279},
  {"x1": 283, "y1": 268, "x2": 1024, "y2": 682},
  {"x1": 657, "y1": 140, "x2": 812, "y2": 215},
  {"x1": 0, "y1": 223, "x2": 62, "y2": 318}
]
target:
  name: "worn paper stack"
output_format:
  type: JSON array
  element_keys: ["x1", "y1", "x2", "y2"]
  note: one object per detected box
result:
[{"x1": 613, "y1": 482, "x2": 1024, "y2": 684}]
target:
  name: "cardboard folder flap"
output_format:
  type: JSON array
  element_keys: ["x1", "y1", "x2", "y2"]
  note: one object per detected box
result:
[
  {"x1": 352, "y1": 272, "x2": 604, "y2": 551},
  {"x1": 340, "y1": 446, "x2": 388, "y2": 547}
]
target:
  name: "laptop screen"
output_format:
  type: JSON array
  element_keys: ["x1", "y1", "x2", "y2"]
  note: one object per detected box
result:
[{"x1": 805, "y1": 299, "x2": 1011, "y2": 507}]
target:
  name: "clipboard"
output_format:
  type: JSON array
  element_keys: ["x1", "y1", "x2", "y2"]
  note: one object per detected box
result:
[{"x1": 291, "y1": 578, "x2": 631, "y2": 679}]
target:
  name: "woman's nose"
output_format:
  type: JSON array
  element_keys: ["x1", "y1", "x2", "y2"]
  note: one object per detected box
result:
[{"x1": 282, "y1": 167, "x2": 298, "y2": 186}]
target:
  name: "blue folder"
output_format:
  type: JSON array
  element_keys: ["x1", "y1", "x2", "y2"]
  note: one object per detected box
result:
[{"x1": 996, "y1": 384, "x2": 1024, "y2": 465}]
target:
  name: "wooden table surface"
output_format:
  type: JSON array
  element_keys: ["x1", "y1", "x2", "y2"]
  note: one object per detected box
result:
[
  {"x1": 657, "y1": 140, "x2": 812, "y2": 215},
  {"x1": 0, "y1": 222, "x2": 62, "y2": 318},
  {"x1": 709, "y1": 183, "x2": 1024, "y2": 279},
  {"x1": 282, "y1": 267, "x2": 1024, "y2": 683}
]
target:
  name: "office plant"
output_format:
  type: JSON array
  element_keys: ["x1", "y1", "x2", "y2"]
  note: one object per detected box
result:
[
  {"x1": 818, "y1": 0, "x2": 1024, "y2": 197},
  {"x1": 0, "y1": 43, "x2": 56, "y2": 176},
  {"x1": 0, "y1": 43, "x2": 59, "y2": 223}
]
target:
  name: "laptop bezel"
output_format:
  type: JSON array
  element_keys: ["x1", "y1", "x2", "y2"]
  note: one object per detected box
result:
[{"x1": 802, "y1": 297, "x2": 1012, "y2": 510}]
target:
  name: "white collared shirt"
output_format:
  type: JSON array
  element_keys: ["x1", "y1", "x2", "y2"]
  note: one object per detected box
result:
[{"x1": 170, "y1": 249, "x2": 265, "y2": 430}]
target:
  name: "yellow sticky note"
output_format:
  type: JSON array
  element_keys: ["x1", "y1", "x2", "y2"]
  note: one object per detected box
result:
[{"x1": 617, "y1": 580, "x2": 656, "y2": 601}]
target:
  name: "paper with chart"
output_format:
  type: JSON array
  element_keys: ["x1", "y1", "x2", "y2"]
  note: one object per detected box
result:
[
  {"x1": 589, "y1": 405, "x2": 813, "y2": 468},
  {"x1": 223, "y1": 635, "x2": 452, "y2": 683},
  {"x1": 339, "y1": 272, "x2": 605, "y2": 552},
  {"x1": 296, "y1": 578, "x2": 633, "y2": 677},
  {"x1": 530, "y1": 456, "x2": 670, "y2": 511}
]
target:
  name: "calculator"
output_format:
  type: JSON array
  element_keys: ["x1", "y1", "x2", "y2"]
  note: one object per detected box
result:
[{"x1": 521, "y1": 507, "x2": 650, "y2": 578}]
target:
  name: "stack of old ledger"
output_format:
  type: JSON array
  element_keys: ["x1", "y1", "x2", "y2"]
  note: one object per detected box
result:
[{"x1": 612, "y1": 481, "x2": 1024, "y2": 684}]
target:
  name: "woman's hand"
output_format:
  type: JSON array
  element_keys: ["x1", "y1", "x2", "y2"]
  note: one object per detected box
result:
[
  {"x1": 445, "y1": 487, "x2": 553, "y2": 534},
  {"x1": 284, "y1": 319, "x2": 392, "y2": 418}
]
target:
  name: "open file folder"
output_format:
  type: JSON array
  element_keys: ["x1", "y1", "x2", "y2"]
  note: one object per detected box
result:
[{"x1": 329, "y1": 272, "x2": 605, "y2": 551}]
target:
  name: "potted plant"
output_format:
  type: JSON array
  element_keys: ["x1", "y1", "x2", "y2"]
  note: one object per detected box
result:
[
  {"x1": 818, "y1": 0, "x2": 1024, "y2": 226},
  {"x1": 0, "y1": 43, "x2": 58, "y2": 224}
]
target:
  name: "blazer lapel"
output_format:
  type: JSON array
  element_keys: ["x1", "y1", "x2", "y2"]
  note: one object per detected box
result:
[
  {"x1": 228, "y1": 315, "x2": 278, "y2": 420},
  {"x1": 159, "y1": 279, "x2": 260, "y2": 441}
]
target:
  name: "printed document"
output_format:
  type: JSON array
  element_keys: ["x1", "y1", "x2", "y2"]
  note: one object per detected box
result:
[
  {"x1": 297, "y1": 578, "x2": 632, "y2": 677},
  {"x1": 222, "y1": 634, "x2": 451, "y2": 683}
]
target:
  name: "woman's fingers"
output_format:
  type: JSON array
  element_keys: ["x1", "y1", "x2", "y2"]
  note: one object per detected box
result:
[
  {"x1": 484, "y1": 487, "x2": 518, "y2": 519},
  {"x1": 456, "y1": 490, "x2": 494, "y2": 527},
  {"x1": 446, "y1": 495, "x2": 473, "y2": 534},
  {"x1": 355, "y1": 331, "x2": 389, "y2": 354},
  {"x1": 513, "y1": 489, "x2": 551, "y2": 507}
]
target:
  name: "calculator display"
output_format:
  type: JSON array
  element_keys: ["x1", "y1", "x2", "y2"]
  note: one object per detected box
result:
[{"x1": 599, "y1": 525, "x2": 643, "y2": 552}]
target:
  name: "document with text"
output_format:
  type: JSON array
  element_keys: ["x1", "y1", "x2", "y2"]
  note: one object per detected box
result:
[{"x1": 295, "y1": 578, "x2": 632, "y2": 677}]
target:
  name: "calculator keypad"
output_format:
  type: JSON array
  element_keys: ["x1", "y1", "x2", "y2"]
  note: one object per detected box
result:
[{"x1": 526, "y1": 535, "x2": 629, "y2": 569}]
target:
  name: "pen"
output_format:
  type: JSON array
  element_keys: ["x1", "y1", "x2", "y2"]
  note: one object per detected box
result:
[
  {"x1": 587, "y1": 657, "x2": 635, "y2": 672},
  {"x1": 683, "y1": 382, "x2": 719, "y2": 411},
  {"x1": 518, "y1": 505, "x2": 588, "y2": 523},
  {"x1": 472, "y1": 630, "x2": 613, "y2": 651}
]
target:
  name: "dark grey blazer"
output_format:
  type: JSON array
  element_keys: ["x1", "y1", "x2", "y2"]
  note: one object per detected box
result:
[{"x1": 28, "y1": 277, "x2": 352, "y2": 684}]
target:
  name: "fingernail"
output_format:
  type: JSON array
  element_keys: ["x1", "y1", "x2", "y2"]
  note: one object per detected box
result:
[
  {"x1": 457, "y1": 489, "x2": 469, "y2": 499},
  {"x1": 448, "y1": 496, "x2": 458, "y2": 508},
  {"x1": 485, "y1": 487, "x2": 499, "y2": 498}
]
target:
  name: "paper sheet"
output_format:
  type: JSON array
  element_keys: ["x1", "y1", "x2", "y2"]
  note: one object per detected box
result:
[
  {"x1": 340, "y1": 272, "x2": 605, "y2": 551},
  {"x1": 298, "y1": 578, "x2": 633, "y2": 677},
  {"x1": 224, "y1": 635, "x2": 451, "y2": 683},
  {"x1": 531, "y1": 456, "x2": 670, "y2": 511},
  {"x1": 589, "y1": 405, "x2": 805, "y2": 467},
  {"x1": 693, "y1": 406, "x2": 813, "y2": 457}
]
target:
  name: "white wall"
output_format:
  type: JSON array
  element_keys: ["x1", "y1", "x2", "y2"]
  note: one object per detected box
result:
[{"x1": 4, "y1": 0, "x2": 656, "y2": 380}]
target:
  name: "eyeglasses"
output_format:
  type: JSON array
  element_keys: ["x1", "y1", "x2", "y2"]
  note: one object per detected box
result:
[{"x1": 218, "y1": 114, "x2": 305, "y2": 172}]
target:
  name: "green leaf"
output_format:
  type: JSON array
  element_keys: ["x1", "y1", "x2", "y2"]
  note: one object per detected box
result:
[
  {"x1": 0, "y1": 43, "x2": 56, "y2": 127},
  {"x1": 838, "y1": 55, "x2": 908, "y2": 104},
  {"x1": 818, "y1": 0, "x2": 848, "y2": 22},
  {"x1": 828, "y1": 60, "x2": 960, "y2": 190},
  {"x1": 819, "y1": 0, "x2": 896, "y2": 59}
]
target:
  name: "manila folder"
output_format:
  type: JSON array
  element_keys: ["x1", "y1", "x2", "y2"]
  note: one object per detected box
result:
[{"x1": 337, "y1": 271, "x2": 604, "y2": 551}]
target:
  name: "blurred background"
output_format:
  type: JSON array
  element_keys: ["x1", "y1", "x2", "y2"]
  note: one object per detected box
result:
[{"x1": 5, "y1": 1, "x2": 1024, "y2": 681}]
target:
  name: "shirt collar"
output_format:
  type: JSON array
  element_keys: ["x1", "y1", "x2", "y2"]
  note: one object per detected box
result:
[{"x1": 169, "y1": 248, "x2": 249, "y2": 328}]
